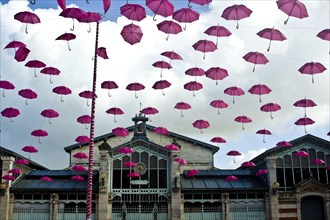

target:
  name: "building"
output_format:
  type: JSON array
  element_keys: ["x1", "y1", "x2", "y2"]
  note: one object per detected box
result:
[{"x1": 1, "y1": 113, "x2": 329, "y2": 220}]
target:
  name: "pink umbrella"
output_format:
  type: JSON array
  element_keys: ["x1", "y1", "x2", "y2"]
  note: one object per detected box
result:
[
  {"x1": 146, "y1": 0, "x2": 174, "y2": 20},
  {"x1": 117, "y1": 146, "x2": 134, "y2": 154},
  {"x1": 185, "y1": 67, "x2": 205, "y2": 81},
  {"x1": 293, "y1": 98, "x2": 317, "y2": 117},
  {"x1": 311, "y1": 159, "x2": 325, "y2": 165},
  {"x1": 248, "y1": 84, "x2": 272, "y2": 102},
  {"x1": 79, "y1": 90, "x2": 97, "y2": 106},
  {"x1": 205, "y1": 67, "x2": 228, "y2": 85},
  {"x1": 59, "y1": 7, "x2": 88, "y2": 31},
  {"x1": 192, "y1": 39, "x2": 217, "y2": 59},
  {"x1": 77, "y1": 115, "x2": 91, "y2": 129},
  {"x1": 25, "y1": 59, "x2": 46, "y2": 77},
  {"x1": 40, "y1": 176, "x2": 53, "y2": 182},
  {"x1": 18, "y1": 88, "x2": 37, "y2": 105},
  {"x1": 174, "y1": 157, "x2": 187, "y2": 165},
  {"x1": 72, "y1": 165, "x2": 86, "y2": 172},
  {"x1": 210, "y1": 99, "x2": 228, "y2": 115},
  {"x1": 101, "y1": 80, "x2": 118, "y2": 97},
  {"x1": 210, "y1": 136, "x2": 226, "y2": 147},
  {"x1": 41, "y1": 109, "x2": 60, "y2": 124},
  {"x1": 298, "y1": 61, "x2": 327, "y2": 83},
  {"x1": 123, "y1": 161, "x2": 137, "y2": 167},
  {"x1": 276, "y1": 0, "x2": 308, "y2": 25},
  {"x1": 112, "y1": 127, "x2": 129, "y2": 138},
  {"x1": 141, "y1": 107, "x2": 159, "y2": 121},
  {"x1": 165, "y1": 144, "x2": 180, "y2": 151},
  {"x1": 185, "y1": 169, "x2": 199, "y2": 177},
  {"x1": 1, "y1": 107, "x2": 20, "y2": 122},
  {"x1": 52, "y1": 85, "x2": 72, "y2": 102},
  {"x1": 184, "y1": 81, "x2": 203, "y2": 97},
  {"x1": 204, "y1": 24, "x2": 231, "y2": 46},
  {"x1": 4, "y1": 40, "x2": 26, "y2": 49},
  {"x1": 317, "y1": 29, "x2": 330, "y2": 41},
  {"x1": 241, "y1": 161, "x2": 256, "y2": 167},
  {"x1": 152, "y1": 61, "x2": 172, "y2": 77},
  {"x1": 73, "y1": 152, "x2": 88, "y2": 159},
  {"x1": 157, "y1": 20, "x2": 182, "y2": 40},
  {"x1": 294, "y1": 150, "x2": 309, "y2": 157},
  {"x1": 277, "y1": 141, "x2": 292, "y2": 147},
  {"x1": 120, "y1": 23, "x2": 143, "y2": 45},
  {"x1": 31, "y1": 129, "x2": 48, "y2": 143},
  {"x1": 103, "y1": 0, "x2": 111, "y2": 14},
  {"x1": 106, "y1": 107, "x2": 124, "y2": 123},
  {"x1": 71, "y1": 175, "x2": 85, "y2": 181},
  {"x1": 14, "y1": 47, "x2": 30, "y2": 62},
  {"x1": 126, "y1": 82, "x2": 145, "y2": 98},
  {"x1": 224, "y1": 86, "x2": 245, "y2": 104},
  {"x1": 14, "y1": 11, "x2": 41, "y2": 34},
  {"x1": 192, "y1": 119, "x2": 210, "y2": 133},
  {"x1": 22, "y1": 146, "x2": 38, "y2": 158},
  {"x1": 55, "y1": 33, "x2": 76, "y2": 51},
  {"x1": 227, "y1": 150, "x2": 241, "y2": 163},
  {"x1": 161, "y1": 50, "x2": 183, "y2": 64},
  {"x1": 260, "y1": 102, "x2": 281, "y2": 119},
  {"x1": 77, "y1": 12, "x2": 101, "y2": 33},
  {"x1": 294, "y1": 117, "x2": 315, "y2": 134},
  {"x1": 15, "y1": 159, "x2": 29, "y2": 165},
  {"x1": 174, "y1": 101, "x2": 191, "y2": 117},
  {"x1": 256, "y1": 169, "x2": 268, "y2": 176},
  {"x1": 243, "y1": 52, "x2": 269, "y2": 72},
  {"x1": 188, "y1": 0, "x2": 211, "y2": 7},
  {"x1": 75, "y1": 135, "x2": 90, "y2": 143},
  {"x1": 152, "y1": 80, "x2": 171, "y2": 96},
  {"x1": 57, "y1": 0, "x2": 66, "y2": 10},
  {"x1": 40, "y1": 66, "x2": 61, "y2": 84},
  {"x1": 173, "y1": 8, "x2": 200, "y2": 30},
  {"x1": 8, "y1": 168, "x2": 22, "y2": 174},
  {"x1": 257, "y1": 27, "x2": 287, "y2": 51},
  {"x1": 225, "y1": 175, "x2": 238, "y2": 181},
  {"x1": 221, "y1": 4, "x2": 252, "y2": 29},
  {"x1": 120, "y1": 3, "x2": 146, "y2": 22},
  {"x1": 127, "y1": 172, "x2": 140, "y2": 178},
  {"x1": 153, "y1": 126, "x2": 168, "y2": 135},
  {"x1": 235, "y1": 115, "x2": 252, "y2": 130},
  {"x1": 97, "y1": 47, "x2": 109, "y2": 59},
  {"x1": 256, "y1": 129, "x2": 272, "y2": 143},
  {"x1": 0, "y1": 80, "x2": 15, "y2": 97},
  {"x1": 2, "y1": 174, "x2": 15, "y2": 181}
]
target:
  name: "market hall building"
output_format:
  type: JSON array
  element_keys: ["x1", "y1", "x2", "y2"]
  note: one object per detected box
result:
[{"x1": 1, "y1": 114, "x2": 329, "y2": 220}]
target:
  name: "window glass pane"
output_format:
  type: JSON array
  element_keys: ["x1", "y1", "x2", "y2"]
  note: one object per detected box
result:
[
  {"x1": 159, "y1": 170, "x2": 167, "y2": 188},
  {"x1": 159, "y1": 159, "x2": 166, "y2": 168},
  {"x1": 141, "y1": 152, "x2": 148, "y2": 166},
  {"x1": 150, "y1": 155, "x2": 157, "y2": 169}
]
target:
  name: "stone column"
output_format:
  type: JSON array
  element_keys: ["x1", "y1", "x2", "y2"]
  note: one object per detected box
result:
[
  {"x1": 0, "y1": 156, "x2": 15, "y2": 220},
  {"x1": 221, "y1": 193, "x2": 229, "y2": 220},
  {"x1": 50, "y1": 193, "x2": 59, "y2": 220},
  {"x1": 170, "y1": 150, "x2": 182, "y2": 220},
  {"x1": 7, "y1": 193, "x2": 14, "y2": 220},
  {"x1": 266, "y1": 156, "x2": 280, "y2": 220}
]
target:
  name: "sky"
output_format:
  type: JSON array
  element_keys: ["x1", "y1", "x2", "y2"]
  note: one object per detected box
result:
[{"x1": 0, "y1": 0, "x2": 329, "y2": 170}]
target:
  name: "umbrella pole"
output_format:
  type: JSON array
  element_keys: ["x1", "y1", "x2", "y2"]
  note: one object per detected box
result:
[
  {"x1": 267, "y1": 39, "x2": 272, "y2": 52},
  {"x1": 25, "y1": 24, "x2": 28, "y2": 34}
]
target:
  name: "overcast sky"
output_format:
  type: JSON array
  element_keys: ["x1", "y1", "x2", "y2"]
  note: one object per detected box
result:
[{"x1": 0, "y1": 0, "x2": 329, "y2": 170}]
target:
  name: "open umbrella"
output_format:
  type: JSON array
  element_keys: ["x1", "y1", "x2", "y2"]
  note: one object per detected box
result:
[
  {"x1": 221, "y1": 4, "x2": 252, "y2": 29},
  {"x1": 52, "y1": 85, "x2": 72, "y2": 102},
  {"x1": 153, "y1": 127, "x2": 168, "y2": 140},
  {"x1": 2, "y1": 174, "x2": 15, "y2": 181},
  {"x1": 15, "y1": 159, "x2": 29, "y2": 165},
  {"x1": 185, "y1": 67, "x2": 205, "y2": 81},
  {"x1": 210, "y1": 99, "x2": 228, "y2": 115},
  {"x1": 174, "y1": 157, "x2": 187, "y2": 165},
  {"x1": 224, "y1": 86, "x2": 245, "y2": 104},
  {"x1": 40, "y1": 66, "x2": 61, "y2": 84},
  {"x1": 184, "y1": 81, "x2": 203, "y2": 97},
  {"x1": 40, "y1": 176, "x2": 53, "y2": 182},
  {"x1": 152, "y1": 80, "x2": 171, "y2": 96},
  {"x1": 210, "y1": 136, "x2": 226, "y2": 147},
  {"x1": 0, "y1": 80, "x2": 15, "y2": 97},
  {"x1": 173, "y1": 8, "x2": 199, "y2": 30},
  {"x1": 277, "y1": 141, "x2": 292, "y2": 147},
  {"x1": 157, "y1": 20, "x2": 182, "y2": 40},
  {"x1": 248, "y1": 84, "x2": 272, "y2": 102},
  {"x1": 101, "y1": 80, "x2": 118, "y2": 97},
  {"x1": 225, "y1": 175, "x2": 238, "y2": 181},
  {"x1": 8, "y1": 168, "x2": 22, "y2": 174},
  {"x1": 311, "y1": 159, "x2": 325, "y2": 165},
  {"x1": 121, "y1": 23, "x2": 143, "y2": 45},
  {"x1": 294, "y1": 150, "x2": 309, "y2": 157},
  {"x1": 78, "y1": 90, "x2": 97, "y2": 106},
  {"x1": 77, "y1": 115, "x2": 91, "y2": 129},
  {"x1": 71, "y1": 176, "x2": 85, "y2": 181},
  {"x1": 14, "y1": 11, "x2": 41, "y2": 34},
  {"x1": 293, "y1": 98, "x2": 317, "y2": 117},
  {"x1": 205, "y1": 67, "x2": 228, "y2": 85},
  {"x1": 72, "y1": 165, "x2": 86, "y2": 172},
  {"x1": 4, "y1": 40, "x2": 26, "y2": 50},
  {"x1": 41, "y1": 109, "x2": 60, "y2": 124},
  {"x1": 77, "y1": 12, "x2": 101, "y2": 33},
  {"x1": 120, "y1": 3, "x2": 146, "y2": 22},
  {"x1": 164, "y1": 144, "x2": 180, "y2": 151},
  {"x1": 57, "y1": 0, "x2": 66, "y2": 10},
  {"x1": 106, "y1": 107, "x2": 124, "y2": 123},
  {"x1": 126, "y1": 82, "x2": 145, "y2": 98},
  {"x1": 18, "y1": 88, "x2": 37, "y2": 105},
  {"x1": 118, "y1": 146, "x2": 134, "y2": 154},
  {"x1": 146, "y1": 0, "x2": 174, "y2": 21},
  {"x1": 256, "y1": 169, "x2": 268, "y2": 176},
  {"x1": 204, "y1": 24, "x2": 231, "y2": 46},
  {"x1": 102, "y1": 0, "x2": 111, "y2": 14},
  {"x1": 1, "y1": 107, "x2": 20, "y2": 122},
  {"x1": 152, "y1": 61, "x2": 172, "y2": 77},
  {"x1": 141, "y1": 107, "x2": 159, "y2": 121},
  {"x1": 227, "y1": 150, "x2": 241, "y2": 163},
  {"x1": 243, "y1": 51, "x2": 269, "y2": 72},
  {"x1": 123, "y1": 161, "x2": 137, "y2": 167},
  {"x1": 188, "y1": 0, "x2": 211, "y2": 7},
  {"x1": 160, "y1": 50, "x2": 183, "y2": 64},
  {"x1": 25, "y1": 59, "x2": 46, "y2": 77},
  {"x1": 75, "y1": 135, "x2": 90, "y2": 143},
  {"x1": 260, "y1": 102, "x2": 281, "y2": 119},
  {"x1": 294, "y1": 117, "x2": 315, "y2": 134},
  {"x1": 234, "y1": 115, "x2": 252, "y2": 130},
  {"x1": 257, "y1": 27, "x2": 287, "y2": 51},
  {"x1": 192, "y1": 119, "x2": 210, "y2": 133},
  {"x1": 256, "y1": 129, "x2": 272, "y2": 143},
  {"x1": 276, "y1": 0, "x2": 308, "y2": 25},
  {"x1": 22, "y1": 145, "x2": 38, "y2": 158},
  {"x1": 317, "y1": 29, "x2": 329, "y2": 53},
  {"x1": 192, "y1": 39, "x2": 217, "y2": 59},
  {"x1": 97, "y1": 47, "x2": 109, "y2": 59},
  {"x1": 241, "y1": 161, "x2": 256, "y2": 167},
  {"x1": 59, "y1": 7, "x2": 87, "y2": 31},
  {"x1": 73, "y1": 152, "x2": 88, "y2": 159},
  {"x1": 185, "y1": 169, "x2": 199, "y2": 177},
  {"x1": 174, "y1": 101, "x2": 191, "y2": 117},
  {"x1": 55, "y1": 33, "x2": 76, "y2": 51},
  {"x1": 112, "y1": 127, "x2": 129, "y2": 138},
  {"x1": 127, "y1": 172, "x2": 140, "y2": 178},
  {"x1": 298, "y1": 61, "x2": 327, "y2": 83},
  {"x1": 14, "y1": 47, "x2": 30, "y2": 62},
  {"x1": 31, "y1": 129, "x2": 48, "y2": 143}
]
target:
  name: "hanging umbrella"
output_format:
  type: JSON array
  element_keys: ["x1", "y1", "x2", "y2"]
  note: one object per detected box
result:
[
  {"x1": 146, "y1": 0, "x2": 174, "y2": 20},
  {"x1": 260, "y1": 102, "x2": 281, "y2": 119},
  {"x1": 1, "y1": 107, "x2": 20, "y2": 122},
  {"x1": 294, "y1": 117, "x2": 315, "y2": 134},
  {"x1": 185, "y1": 169, "x2": 199, "y2": 177},
  {"x1": 141, "y1": 107, "x2": 159, "y2": 121},
  {"x1": 96, "y1": 47, "x2": 109, "y2": 59},
  {"x1": 276, "y1": 0, "x2": 308, "y2": 25},
  {"x1": 234, "y1": 115, "x2": 252, "y2": 130},
  {"x1": 184, "y1": 81, "x2": 203, "y2": 97},
  {"x1": 55, "y1": 33, "x2": 76, "y2": 51},
  {"x1": 256, "y1": 129, "x2": 272, "y2": 143},
  {"x1": 317, "y1": 29, "x2": 330, "y2": 53},
  {"x1": 126, "y1": 82, "x2": 145, "y2": 98},
  {"x1": 243, "y1": 51, "x2": 269, "y2": 72},
  {"x1": 172, "y1": 8, "x2": 200, "y2": 30},
  {"x1": 72, "y1": 165, "x2": 86, "y2": 172},
  {"x1": 77, "y1": 114, "x2": 91, "y2": 125},
  {"x1": 15, "y1": 159, "x2": 29, "y2": 165},
  {"x1": 210, "y1": 136, "x2": 226, "y2": 146},
  {"x1": 8, "y1": 168, "x2": 22, "y2": 174},
  {"x1": 188, "y1": 0, "x2": 211, "y2": 7},
  {"x1": 152, "y1": 80, "x2": 171, "y2": 96},
  {"x1": 160, "y1": 50, "x2": 183, "y2": 64},
  {"x1": 40, "y1": 176, "x2": 53, "y2": 182},
  {"x1": 117, "y1": 146, "x2": 134, "y2": 154},
  {"x1": 248, "y1": 84, "x2": 272, "y2": 102},
  {"x1": 106, "y1": 107, "x2": 124, "y2": 123},
  {"x1": 174, "y1": 157, "x2": 187, "y2": 165},
  {"x1": 174, "y1": 101, "x2": 191, "y2": 117},
  {"x1": 25, "y1": 59, "x2": 46, "y2": 77},
  {"x1": 293, "y1": 98, "x2": 317, "y2": 117},
  {"x1": 57, "y1": 0, "x2": 66, "y2": 10},
  {"x1": 40, "y1": 66, "x2": 61, "y2": 84},
  {"x1": 52, "y1": 85, "x2": 72, "y2": 102},
  {"x1": 185, "y1": 67, "x2": 205, "y2": 81},
  {"x1": 276, "y1": 141, "x2": 292, "y2": 147},
  {"x1": 127, "y1": 172, "x2": 140, "y2": 178},
  {"x1": 0, "y1": 80, "x2": 15, "y2": 97},
  {"x1": 112, "y1": 127, "x2": 129, "y2": 138},
  {"x1": 225, "y1": 175, "x2": 238, "y2": 181},
  {"x1": 153, "y1": 127, "x2": 168, "y2": 135},
  {"x1": 101, "y1": 80, "x2": 118, "y2": 97},
  {"x1": 79, "y1": 90, "x2": 97, "y2": 106},
  {"x1": 71, "y1": 175, "x2": 85, "y2": 181},
  {"x1": 22, "y1": 145, "x2": 38, "y2": 159},
  {"x1": 18, "y1": 88, "x2": 37, "y2": 105},
  {"x1": 4, "y1": 40, "x2": 26, "y2": 49},
  {"x1": 120, "y1": 3, "x2": 146, "y2": 22},
  {"x1": 73, "y1": 152, "x2": 88, "y2": 159},
  {"x1": 221, "y1": 4, "x2": 253, "y2": 29},
  {"x1": 241, "y1": 161, "x2": 256, "y2": 167},
  {"x1": 257, "y1": 27, "x2": 287, "y2": 51},
  {"x1": 123, "y1": 161, "x2": 137, "y2": 167},
  {"x1": 192, "y1": 39, "x2": 217, "y2": 59},
  {"x1": 14, "y1": 47, "x2": 30, "y2": 62},
  {"x1": 59, "y1": 7, "x2": 88, "y2": 31},
  {"x1": 311, "y1": 159, "x2": 325, "y2": 165},
  {"x1": 152, "y1": 61, "x2": 172, "y2": 77},
  {"x1": 31, "y1": 129, "x2": 48, "y2": 143},
  {"x1": 164, "y1": 144, "x2": 180, "y2": 151},
  {"x1": 205, "y1": 67, "x2": 228, "y2": 85},
  {"x1": 210, "y1": 99, "x2": 228, "y2": 115},
  {"x1": 226, "y1": 150, "x2": 242, "y2": 163},
  {"x1": 77, "y1": 12, "x2": 101, "y2": 33},
  {"x1": 256, "y1": 169, "x2": 268, "y2": 176},
  {"x1": 41, "y1": 109, "x2": 60, "y2": 124},
  {"x1": 294, "y1": 151, "x2": 309, "y2": 157},
  {"x1": 224, "y1": 86, "x2": 245, "y2": 104},
  {"x1": 192, "y1": 119, "x2": 210, "y2": 133},
  {"x1": 157, "y1": 20, "x2": 182, "y2": 40},
  {"x1": 298, "y1": 61, "x2": 327, "y2": 83},
  {"x1": 204, "y1": 24, "x2": 231, "y2": 46},
  {"x1": 102, "y1": 0, "x2": 111, "y2": 14},
  {"x1": 2, "y1": 174, "x2": 15, "y2": 181},
  {"x1": 14, "y1": 11, "x2": 41, "y2": 34},
  {"x1": 75, "y1": 135, "x2": 90, "y2": 143},
  {"x1": 120, "y1": 23, "x2": 143, "y2": 45}
]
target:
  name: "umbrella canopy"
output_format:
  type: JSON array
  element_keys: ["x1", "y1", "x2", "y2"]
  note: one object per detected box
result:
[
  {"x1": 276, "y1": 0, "x2": 308, "y2": 24},
  {"x1": 277, "y1": 141, "x2": 292, "y2": 147},
  {"x1": 153, "y1": 127, "x2": 169, "y2": 138},
  {"x1": 31, "y1": 129, "x2": 48, "y2": 143},
  {"x1": 117, "y1": 147, "x2": 134, "y2": 154},
  {"x1": 257, "y1": 27, "x2": 287, "y2": 51},
  {"x1": 106, "y1": 107, "x2": 124, "y2": 123},
  {"x1": 241, "y1": 161, "x2": 256, "y2": 167},
  {"x1": 15, "y1": 159, "x2": 29, "y2": 165},
  {"x1": 185, "y1": 169, "x2": 199, "y2": 177},
  {"x1": 73, "y1": 152, "x2": 88, "y2": 159},
  {"x1": 293, "y1": 98, "x2": 317, "y2": 117},
  {"x1": 294, "y1": 117, "x2": 315, "y2": 134},
  {"x1": 8, "y1": 168, "x2": 22, "y2": 174},
  {"x1": 57, "y1": 0, "x2": 66, "y2": 10},
  {"x1": 294, "y1": 151, "x2": 309, "y2": 157},
  {"x1": 127, "y1": 172, "x2": 140, "y2": 178},
  {"x1": 161, "y1": 50, "x2": 183, "y2": 63},
  {"x1": 174, "y1": 157, "x2": 187, "y2": 165},
  {"x1": 14, "y1": 47, "x2": 30, "y2": 62},
  {"x1": 4, "y1": 40, "x2": 26, "y2": 49},
  {"x1": 226, "y1": 150, "x2": 241, "y2": 163},
  {"x1": 75, "y1": 135, "x2": 90, "y2": 143},
  {"x1": 210, "y1": 136, "x2": 226, "y2": 146},
  {"x1": 97, "y1": 47, "x2": 109, "y2": 59},
  {"x1": 192, "y1": 39, "x2": 217, "y2": 59},
  {"x1": 185, "y1": 67, "x2": 205, "y2": 80},
  {"x1": 210, "y1": 99, "x2": 228, "y2": 115},
  {"x1": 146, "y1": 0, "x2": 174, "y2": 20},
  {"x1": 101, "y1": 80, "x2": 118, "y2": 97},
  {"x1": 72, "y1": 165, "x2": 86, "y2": 172},
  {"x1": 2, "y1": 174, "x2": 15, "y2": 181},
  {"x1": 205, "y1": 67, "x2": 228, "y2": 85},
  {"x1": 157, "y1": 20, "x2": 182, "y2": 40},
  {"x1": 256, "y1": 169, "x2": 269, "y2": 176},
  {"x1": 298, "y1": 61, "x2": 327, "y2": 83},
  {"x1": 123, "y1": 161, "x2": 137, "y2": 167},
  {"x1": 224, "y1": 86, "x2": 245, "y2": 104},
  {"x1": 71, "y1": 175, "x2": 85, "y2": 181},
  {"x1": 40, "y1": 176, "x2": 53, "y2": 182},
  {"x1": 221, "y1": 4, "x2": 253, "y2": 29},
  {"x1": 188, "y1": 0, "x2": 212, "y2": 7},
  {"x1": 152, "y1": 80, "x2": 171, "y2": 96},
  {"x1": 204, "y1": 24, "x2": 231, "y2": 46},
  {"x1": 1, "y1": 107, "x2": 20, "y2": 122},
  {"x1": 121, "y1": 23, "x2": 143, "y2": 45},
  {"x1": 317, "y1": 29, "x2": 330, "y2": 41},
  {"x1": 152, "y1": 61, "x2": 172, "y2": 77},
  {"x1": 52, "y1": 85, "x2": 72, "y2": 102},
  {"x1": 311, "y1": 159, "x2": 325, "y2": 165},
  {"x1": 243, "y1": 52, "x2": 269, "y2": 72},
  {"x1": 22, "y1": 145, "x2": 38, "y2": 153},
  {"x1": 248, "y1": 84, "x2": 272, "y2": 102},
  {"x1": 184, "y1": 81, "x2": 203, "y2": 97},
  {"x1": 0, "y1": 80, "x2": 15, "y2": 97},
  {"x1": 164, "y1": 144, "x2": 180, "y2": 151},
  {"x1": 77, "y1": 12, "x2": 101, "y2": 32},
  {"x1": 14, "y1": 11, "x2": 41, "y2": 33},
  {"x1": 25, "y1": 59, "x2": 46, "y2": 77},
  {"x1": 77, "y1": 114, "x2": 91, "y2": 125},
  {"x1": 234, "y1": 115, "x2": 252, "y2": 130},
  {"x1": 112, "y1": 127, "x2": 129, "y2": 137},
  {"x1": 59, "y1": 7, "x2": 88, "y2": 31},
  {"x1": 173, "y1": 8, "x2": 200, "y2": 30},
  {"x1": 41, "y1": 109, "x2": 60, "y2": 124},
  {"x1": 40, "y1": 66, "x2": 61, "y2": 84},
  {"x1": 78, "y1": 90, "x2": 96, "y2": 106},
  {"x1": 103, "y1": 0, "x2": 111, "y2": 14},
  {"x1": 192, "y1": 119, "x2": 210, "y2": 133},
  {"x1": 126, "y1": 82, "x2": 145, "y2": 98},
  {"x1": 174, "y1": 101, "x2": 191, "y2": 117},
  {"x1": 225, "y1": 175, "x2": 238, "y2": 181},
  {"x1": 18, "y1": 88, "x2": 37, "y2": 105},
  {"x1": 55, "y1": 33, "x2": 76, "y2": 51},
  {"x1": 120, "y1": 3, "x2": 146, "y2": 22},
  {"x1": 256, "y1": 129, "x2": 272, "y2": 143},
  {"x1": 260, "y1": 102, "x2": 281, "y2": 119},
  {"x1": 141, "y1": 107, "x2": 159, "y2": 121}
]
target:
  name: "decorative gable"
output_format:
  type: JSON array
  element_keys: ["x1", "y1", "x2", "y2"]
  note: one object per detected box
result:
[{"x1": 295, "y1": 177, "x2": 329, "y2": 194}]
